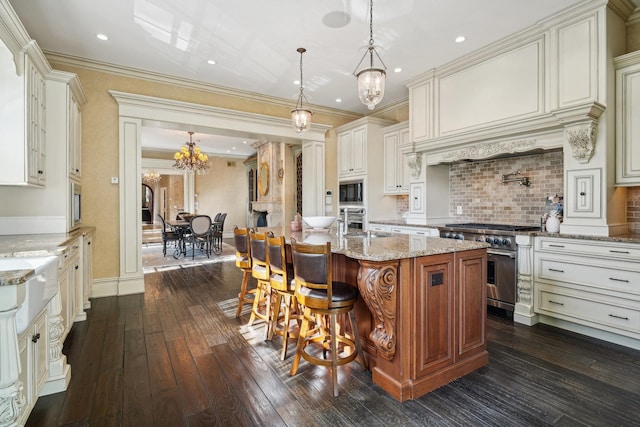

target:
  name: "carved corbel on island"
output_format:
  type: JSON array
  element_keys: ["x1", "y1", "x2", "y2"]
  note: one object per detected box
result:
[{"x1": 357, "y1": 259, "x2": 399, "y2": 361}]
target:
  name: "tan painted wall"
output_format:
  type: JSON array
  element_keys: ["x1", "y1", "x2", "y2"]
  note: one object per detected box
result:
[{"x1": 47, "y1": 61, "x2": 374, "y2": 280}]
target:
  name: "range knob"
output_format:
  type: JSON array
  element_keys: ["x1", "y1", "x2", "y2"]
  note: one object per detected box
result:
[
  {"x1": 475, "y1": 237, "x2": 484, "y2": 242},
  {"x1": 443, "y1": 232, "x2": 451, "y2": 238},
  {"x1": 501, "y1": 238, "x2": 511, "y2": 246},
  {"x1": 485, "y1": 237, "x2": 494, "y2": 244},
  {"x1": 456, "y1": 233, "x2": 464, "y2": 240}
]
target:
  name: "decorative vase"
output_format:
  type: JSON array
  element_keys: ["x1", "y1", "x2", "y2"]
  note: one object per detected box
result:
[{"x1": 546, "y1": 215, "x2": 561, "y2": 233}]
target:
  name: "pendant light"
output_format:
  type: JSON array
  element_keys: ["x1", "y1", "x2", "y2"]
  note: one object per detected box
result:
[
  {"x1": 291, "y1": 47, "x2": 312, "y2": 133},
  {"x1": 353, "y1": 0, "x2": 386, "y2": 110},
  {"x1": 173, "y1": 131, "x2": 210, "y2": 175}
]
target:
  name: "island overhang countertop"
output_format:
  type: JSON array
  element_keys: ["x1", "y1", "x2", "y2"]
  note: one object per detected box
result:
[{"x1": 257, "y1": 226, "x2": 489, "y2": 261}]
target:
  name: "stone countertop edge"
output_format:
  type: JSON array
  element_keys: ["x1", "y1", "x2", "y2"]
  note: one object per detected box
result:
[
  {"x1": 369, "y1": 220, "x2": 640, "y2": 245},
  {"x1": 0, "y1": 226, "x2": 95, "y2": 258},
  {"x1": 258, "y1": 226, "x2": 489, "y2": 262},
  {"x1": 0, "y1": 269, "x2": 36, "y2": 287}
]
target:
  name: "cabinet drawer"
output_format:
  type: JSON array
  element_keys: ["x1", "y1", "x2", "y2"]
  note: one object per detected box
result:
[
  {"x1": 536, "y1": 287, "x2": 640, "y2": 335},
  {"x1": 536, "y1": 256, "x2": 640, "y2": 297},
  {"x1": 536, "y1": 237, "x2": 640, "y2": 261}
]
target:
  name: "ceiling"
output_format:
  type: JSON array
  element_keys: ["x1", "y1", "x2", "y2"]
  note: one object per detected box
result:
[{"x1": 9, "y1": 0, "x2": 590, "y2": 158}]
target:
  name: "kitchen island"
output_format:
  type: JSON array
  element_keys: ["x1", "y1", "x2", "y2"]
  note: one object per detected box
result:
[{"x1": 259, "y1": 227, "x2": 489, "y2": 401}]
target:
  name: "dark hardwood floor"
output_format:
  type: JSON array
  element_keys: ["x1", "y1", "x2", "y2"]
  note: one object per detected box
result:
[{"x1": 27, "y1": 242, "x2": 640, "y2": 426}]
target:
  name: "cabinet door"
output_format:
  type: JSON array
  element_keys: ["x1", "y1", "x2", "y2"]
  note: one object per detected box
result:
[
  {"x1": 338, "y1": 131, "x2": 352, "y2": 177},
  {"x1": 351, "y1": 126, "x2": 367, "y2": 176},
  {"x1": 409, "y1": 182, "x2": 426, "y2": 215},
  {"x1": 32, "y1": 309, "x2": 48, "y2": 395},
  {"x1": 455, "y1": 249, "x2": 487, "y2": 361},
  {"x1": 83, "y1": 235, "x2": 93, "y2": 309},
  {"x1": 383, "y1": 133, "x2": 399, "y2": 193},
  {"x1": 616, "y1": 62, "x2": 640, "y2": 185},
  {"x1": 412, "y1": 253, "x2": 454, "y2": 379},
  {"x1": 69, "y1": 96, "x2": 82, "y2": 179},
  {"x1": 27, "y1": 60, "x2": 47, "y2": 186}
]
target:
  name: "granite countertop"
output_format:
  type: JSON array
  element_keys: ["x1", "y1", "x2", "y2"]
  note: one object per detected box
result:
[
  {"x1": 258, "y1": 226, "x2": 488, "y2": 262},
  {"x1": 0, "y1": 227, "x2": 95, "y2": 287},
  {"x1": 370, "y1": 219, "x2": 640, "y2": 245}
]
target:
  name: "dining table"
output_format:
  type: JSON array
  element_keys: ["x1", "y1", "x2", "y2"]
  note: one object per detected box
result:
[{"x1": 167, "y1": 218, "x2": 222, "y2": 258}]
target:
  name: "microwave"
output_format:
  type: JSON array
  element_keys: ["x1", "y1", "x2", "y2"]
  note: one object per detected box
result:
[
  {"x1": 70, "y1": 182, "x2": 82, "y2": 230},
  {"x1": 339, "y1": 180, "x2": 363, "y2": 204}
]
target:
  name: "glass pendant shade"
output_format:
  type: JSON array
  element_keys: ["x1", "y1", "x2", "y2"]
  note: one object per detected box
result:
[
  {"x1": 292, "y1": 107, "x2": 312, "y2": 133},
  {"x1": 356, "y1": 66, "x2": 386, "y2": 110},
  {"x1": 291, "y1": 47, "x2": 312, "y2": 134}
]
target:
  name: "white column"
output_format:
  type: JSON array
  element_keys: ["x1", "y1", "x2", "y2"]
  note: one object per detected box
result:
[
  {"x1": 118, "y1": 117, "x2": 145, "y2": 295},
  {"x1": 40, "y1": 290, "x2": 70, "y2": 395},
  {"x1": 514, "y1": 234, "x2": 539, "y2": 326}
]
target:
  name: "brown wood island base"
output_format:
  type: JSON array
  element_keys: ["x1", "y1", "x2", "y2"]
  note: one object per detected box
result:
[{"x1": 260, "y1": 227, "x2": 489, "y2": 401}]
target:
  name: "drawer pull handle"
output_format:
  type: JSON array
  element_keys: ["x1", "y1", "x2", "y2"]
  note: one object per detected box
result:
[
  {"x1": 32, "y1": 333, "x2": 40, "y2": 343},
  {"x1": 608, "y1": 314, "x2": 629, "y2": 321},
  {"x1": 609, "y1": 250, "x2": 630, "y2": 254},
  {"x1": 548, "y1": 268, "x2": 564, "y2": 273},
  {"x1": 549, "y1": 244, "x2": 565, "y2": 248},
  {"x1": 609, "y1": 277, "x2": 630, "y2": 283},
  {"x1": 548, "y1": 300, "x2": 564, "y2": 306}
]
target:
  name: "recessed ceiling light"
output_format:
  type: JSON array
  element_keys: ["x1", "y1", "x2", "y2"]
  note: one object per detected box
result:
[
  {"x1": 455, "y1": 36, "x2": 466, "y2": 43},
  {"x1": 232, "y1": 147, "x2": 236, "y2": 150},
  {"x1": 207, "y1": 59, "x2": 216, "y2": 65},
  {"x1": 394, "y1": 67, "x2": 402, "y2": 73},
  {"x1": 293, "y1": 79, "x2": 301, "y2": 85},
  {"x1": 96, "y1": 33, "x2": 109, "y2": 41},
  {"x1": 336, "y1": 98, "x2": 342, "y2": 103},
  {"x1": 243, "y1": 141, "x2": 247, "y2": 144}
]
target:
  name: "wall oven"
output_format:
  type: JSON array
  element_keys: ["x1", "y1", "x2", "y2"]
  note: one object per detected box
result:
[
  {"x1": 70, "y1": 182, "x2": 82, "y2": 230},
  {"x1": 339, "y1": 180, "x2": 363, "y2": 205}
]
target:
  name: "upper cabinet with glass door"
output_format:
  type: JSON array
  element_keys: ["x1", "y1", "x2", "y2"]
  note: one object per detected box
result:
[{"x1": 0, "y1": 37, "x2": 50, "y2": 186}]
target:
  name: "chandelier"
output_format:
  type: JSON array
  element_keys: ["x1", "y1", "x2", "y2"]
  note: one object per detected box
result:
[
  {"x1": 353, "y1": 0, "x2": 386, "y2": 110},
  {"x1": 142, "y1": 169, "x2": 161, "y2": 185},
  {"x1": 173, "y1": 131, "x2": 210, "y2": 175},
  {"x1": 291, "y1": 47, "x2": 312, "y2": 133}
]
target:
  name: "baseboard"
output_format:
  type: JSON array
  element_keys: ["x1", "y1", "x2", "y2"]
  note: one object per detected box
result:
[
  {"x1": 40, "y1": 364, "x2": 71, "y2": 396},
  {"x1": 91, "y1": 275, "x2": 145, "y2": 297}
]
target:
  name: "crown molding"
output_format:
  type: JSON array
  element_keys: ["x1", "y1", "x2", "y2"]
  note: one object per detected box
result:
[{"x1": 44, "y1": 51, "x2": 362, "y2": 122}]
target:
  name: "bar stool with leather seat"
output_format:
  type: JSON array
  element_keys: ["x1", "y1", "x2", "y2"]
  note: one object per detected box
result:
[
  {"x1": 289, "y1": 239, "x2": 368, "y2": 397},
  {"x1": 233, "y1": 226, "x2": 254, "y2": 318},
  {"x1": 266, "y1": 235, "x2": 300, "y2": 360},
  {"x1": 247, "y1": 230, "x2": 273, "y2": 339}
]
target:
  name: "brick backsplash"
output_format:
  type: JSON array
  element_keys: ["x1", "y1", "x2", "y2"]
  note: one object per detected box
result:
[
  {"x1": 628, "y1": 187, "x2": 640, "y2": 233},
  {"x1": 449, "y1": 151, "x2": 563, "y2": 225},
  {"x1": 394, "y1": 152, "x2": 640, "y2": 231}
]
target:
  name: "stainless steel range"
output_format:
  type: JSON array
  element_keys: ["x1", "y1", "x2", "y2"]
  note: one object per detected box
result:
[{"x1": 439, "y1": 222, "x2": 539, "y2": 316}]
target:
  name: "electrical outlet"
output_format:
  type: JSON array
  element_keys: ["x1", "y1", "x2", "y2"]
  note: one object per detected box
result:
[{"x1": 456, "y1": 206, "x2": 463, "y2": 215}]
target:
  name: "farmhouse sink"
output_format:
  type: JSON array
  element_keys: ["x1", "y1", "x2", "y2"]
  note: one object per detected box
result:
[{"x1": 0, "y1": 256, "x2": 59, "y2": 334}]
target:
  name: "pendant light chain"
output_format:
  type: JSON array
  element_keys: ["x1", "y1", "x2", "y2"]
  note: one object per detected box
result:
[
  {"x1": 353, "y1": 0, "x2": 386, "y2": 110},
  {"x1": 291, "y1": 47, "x2": 312, "y2": 133}
]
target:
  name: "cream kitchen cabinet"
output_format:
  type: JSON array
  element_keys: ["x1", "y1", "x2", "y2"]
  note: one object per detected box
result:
[
  {"x1": 58, "y1": 238, "x2": 81, "y2": 339},
  {"x1": 336, "y1": 117, "x2": 395, "y2": 180},
  {"x1": 383, "y1": 122, "x2": 411, "y2": 194},
  {"x1": 534, "y1": 236, "x2": 640, "y2": 344},
  {"x1": 82, "y1": 232, "x2": 93, "y2": 310},
  {"x1": 614, "y1": 51, "x2": 640, "y2": 186},
  {"x1": 17, "y1": 307, "x2": 48, "y2": 425},
  {"x1": 0, "y1": 48, "x2": 48, "y2": 187},
  {"x1": 338, "y1": 124, "x2": 367, "y2": 178},
  {"x1": 47, "y1": 71, "x2": 86, "y2": 181}
]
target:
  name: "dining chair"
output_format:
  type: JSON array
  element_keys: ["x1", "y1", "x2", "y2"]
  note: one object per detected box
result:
[
  {"x1": 157, "y1": 214, "x2": 180, "y2": 257},
  {"x1": 210, "y1": 213, "x2": 227, "y2": 255},
  {"x1": 247, "y1": 230, "x2": 273, "y2": 340},
  {"x1": 185, "y1": 215, "x2": 212, "y2": 259},
  {"x1": 234, "y1": 226, "x2": 255, "y2": 318},
  {"x1": 289, "y1": 238, "x2": 368, "y2": 397},
  {"x1": 267, "y1": 235, "x2": 300, "y2": 360}
]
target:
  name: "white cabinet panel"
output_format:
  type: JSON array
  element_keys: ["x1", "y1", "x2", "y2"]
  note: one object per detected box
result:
[
  {"x1": 566, "y1": 168, "x2": 601, "y2": 219},
  {"x1": 615, "y1": 51, "x2": 640, "y2": 185}
]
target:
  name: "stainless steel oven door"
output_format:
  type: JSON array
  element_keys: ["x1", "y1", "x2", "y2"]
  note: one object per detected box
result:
[{"x1": 486, "y1": 249, "x2": 516, "y2": 313}]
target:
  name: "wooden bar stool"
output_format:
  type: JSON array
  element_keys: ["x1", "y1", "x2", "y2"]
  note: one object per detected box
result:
[
  {"x1": 289, "y1": 239, "x2": 368, "y2": 397},
  {"x1": 266, "y1": 235, "x2": 300, "y2": 360},
  {"x1": 233, "y1": 226, "x2": 254, "y2": 318},
  {"x1": 247, "y1": 230, "x2": 273, "y2": 339}
]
